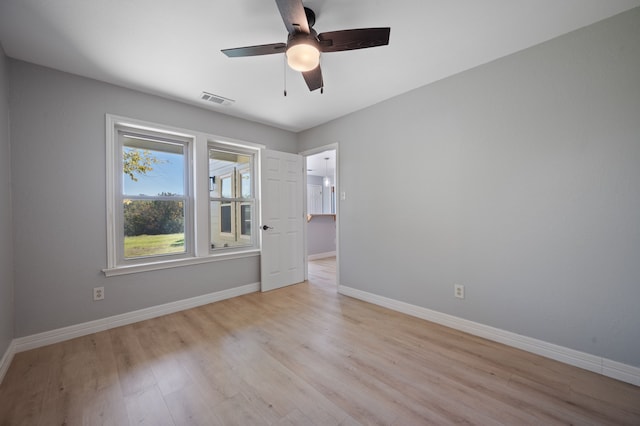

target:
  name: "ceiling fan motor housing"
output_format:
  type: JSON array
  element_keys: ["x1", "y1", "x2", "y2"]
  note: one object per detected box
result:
[
  {"x1": 304, "y1": 7, "x2": 316, "y2": 28},
  {"x1": 287, "y1": 30, "x2": 319, "y2": 50}
]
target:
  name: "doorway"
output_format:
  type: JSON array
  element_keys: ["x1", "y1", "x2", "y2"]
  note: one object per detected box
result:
[{"x1": 303, "y1": 145, "x2": 338, "y2": 289}]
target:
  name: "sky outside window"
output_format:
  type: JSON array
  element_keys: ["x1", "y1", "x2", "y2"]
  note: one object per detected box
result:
[{"x1": 123, "y1": 145, "x2": 184, "y2": 196}]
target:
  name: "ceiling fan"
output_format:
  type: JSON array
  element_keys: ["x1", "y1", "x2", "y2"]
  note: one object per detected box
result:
[{"x1": 221, "y1": 0, "x2": 390, "y2": 92}]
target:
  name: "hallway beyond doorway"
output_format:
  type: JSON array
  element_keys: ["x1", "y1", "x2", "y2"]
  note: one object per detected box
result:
[{"x1": 307, "y1": 257, "x2": 336, "y2": 291}]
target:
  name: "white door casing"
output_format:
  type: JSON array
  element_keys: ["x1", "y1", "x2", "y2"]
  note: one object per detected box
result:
[{"x1": 260, "y1": 149, "x2": 304, "y2": 291}]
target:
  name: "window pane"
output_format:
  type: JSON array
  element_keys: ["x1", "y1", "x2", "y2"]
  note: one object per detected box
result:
[
  {"x1": 220, "y1": 204, "x2": 232, "y2": 233},
  {"x1": 220, "y1": 176, "x2": 232, "y2": 198},
  {"x1": 123, "y1": 136, "x2": 184, "y2": 196},
  {"x1": 209, "y1": 149, "x2": 252, "y2": 198},
  {"x1": 123, "y1": 199, "x2": 185, "y2": 258},
  {"x1": 210, "y1": 200, "x2": 253, "y2": 249},
  {"x1": 240, "y1": 204, "x2": 251, "y2": 236},
  {"x1": 240, "y1": 171, "x2": 251, "y2": 198}
]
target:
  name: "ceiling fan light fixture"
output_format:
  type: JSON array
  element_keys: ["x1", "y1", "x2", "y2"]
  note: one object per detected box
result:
[
  {"x1": 286, "y1": 36, "x2": 320, "y2": 72},
  {"x1": 323, "y1": 157, "x2": 330, "y2": 187},
  {"x1": 221, "y1": 2, "x2": 391, "y2": 92}
]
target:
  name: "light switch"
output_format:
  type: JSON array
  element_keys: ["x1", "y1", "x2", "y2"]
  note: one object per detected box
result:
[{"x1": 340, "y1": 191, "x2": 346, "y2": 201}]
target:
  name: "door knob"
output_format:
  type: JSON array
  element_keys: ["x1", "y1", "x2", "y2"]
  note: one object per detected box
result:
[{"x1": 262, "y1": 225, "x2": 273, "y2": 231}]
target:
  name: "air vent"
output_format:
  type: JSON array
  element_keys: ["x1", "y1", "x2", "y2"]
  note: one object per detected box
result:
[{"x1": 200, "y1": 92, "x2": 235, "y2": 106}]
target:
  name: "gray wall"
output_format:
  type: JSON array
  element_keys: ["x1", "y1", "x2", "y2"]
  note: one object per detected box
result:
[
  {"x1": 299, "y1": 8, "x2": 640, "y2": 367},
  {"x1": 307, "y1": 216, "x2": 336, "y2": 256},
  {"x1": 9, "y1": 61, "x2": 297, "y2": 336},
  {"x1": 0, "y1": 46, "x2": 14, "y2": 356}
]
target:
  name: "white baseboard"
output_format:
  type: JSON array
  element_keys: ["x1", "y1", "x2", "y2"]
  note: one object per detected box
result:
[
  {"x1": 308, "y1": 251, "x2": 336, "y2": 261},
  {"x1": 602, "y1": 359, "x2": 640, "y2": 386},
  {"x1": 338, "y1": 285, "x2": 640, "y2": 387},
  {"x1": 12, "y1": 283, "x2": 260, "y2": 355},
  {"x1": 6, "y1": 282, "x2": 638, "y2": 388},
  {"x1": 0, "y1": 339, "x2": 16, "y2": 384}
]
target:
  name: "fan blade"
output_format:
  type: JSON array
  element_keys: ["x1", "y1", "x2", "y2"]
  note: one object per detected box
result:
[
  {"x1": 302, "y1": 65, "x2": 323, "y2": 91},
  {"x1": 318, "y1": 28, "x2": 390, "y2": 52},
  {"x1": 221, "y1": 43, "x2": 287, "y2": 57},
  {"x1": 275, "y1": 0, "x2": 310, "y2": 34}
]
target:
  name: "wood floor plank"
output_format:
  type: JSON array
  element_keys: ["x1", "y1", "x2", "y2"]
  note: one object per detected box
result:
[
  {"x1": 1, "y1": 257, "x2": 639, "y2": 425},
  {"x1": 109, "y1": 325, "x2": 158, "y2": 398},
  {"x1": 273, "y1": 408, "x2": 314, "y2": 426},
  {"x1": 162, "y1": 382, "x2": 224, "y2": 426},
  {"x1": 0, "y1": 348, "x2": 49, "y2": 425},
  {"x1": 123, "y1": 384, "x2": 174, "y2": 426},
  {"x1": 80, "y1": 384, "x2": 129, "y2": 426},
  {"x1": 212, "y1": 391, "x2": 275, "y2": 426}
]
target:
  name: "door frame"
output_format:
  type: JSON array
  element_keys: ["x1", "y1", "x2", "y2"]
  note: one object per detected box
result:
[{"x1": 300, "y1": 143, "x2": 340, "y2": 285}]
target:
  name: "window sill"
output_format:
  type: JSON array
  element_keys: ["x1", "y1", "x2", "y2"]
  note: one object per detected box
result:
[{"x1": 102, "y1": 249, "x2": 260, "y2": 277}]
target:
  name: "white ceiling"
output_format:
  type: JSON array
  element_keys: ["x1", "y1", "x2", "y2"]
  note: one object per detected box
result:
[
  {"x1": 1, "y1": 0, "x2": 638, "y2": 132},
  {"x1": 306, "y1": 150, "x2": 335, "y2": 177}
]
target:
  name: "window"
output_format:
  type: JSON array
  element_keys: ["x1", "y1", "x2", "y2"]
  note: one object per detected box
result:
[
  {"x1": 115, "y1": 127, "x2": 192, "y2": 264},
  {"x1": 105, "y1": 115, "x2": 262, "y2": 275},
  {"x1": 209, "y1": 145, "x2": 255, "y2": 250}
]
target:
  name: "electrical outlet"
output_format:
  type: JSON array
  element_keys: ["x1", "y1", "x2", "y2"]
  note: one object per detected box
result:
[
  {"x1": 454, "y1": 284, "x2": 465, "y2": 299},
  {"x1": 93, "y1": 286, "x2": 104, "y2": 301}
]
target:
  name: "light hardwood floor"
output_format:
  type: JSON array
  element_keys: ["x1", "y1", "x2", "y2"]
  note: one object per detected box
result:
[{"x1": 1, "y1": 257, "x2": 639, "y2": 425}]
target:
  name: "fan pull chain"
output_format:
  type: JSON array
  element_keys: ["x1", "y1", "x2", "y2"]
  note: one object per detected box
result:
[{"x1": 283, "y1": 56, "x2": 287, "y2": 97}]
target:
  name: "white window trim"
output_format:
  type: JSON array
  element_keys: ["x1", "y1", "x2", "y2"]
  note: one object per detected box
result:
[
  {"x1": 103, "y1": 249, "x2": 261, "y2": 277},
  {"x1": 238, "y1": 169, "x2": 253, "y2": 241},
  {"x1": 217, "y1": 173, "x2": 235, "y2": 238},
  {"x1": 104, "y1": 114, "x2": 264, "y2": 276}
]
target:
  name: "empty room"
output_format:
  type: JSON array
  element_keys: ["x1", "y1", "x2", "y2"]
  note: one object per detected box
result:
[{"x1": 1, "y1": 0, "x2": 639, "y2": 424}]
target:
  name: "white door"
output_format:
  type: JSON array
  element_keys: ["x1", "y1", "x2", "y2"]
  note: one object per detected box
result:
[
  {"x1": 260, "y1": 149, "x2": 304, "y2": 291},
  {"x1": 307, "y1": 184, "x2": 322, "y2": 214}
]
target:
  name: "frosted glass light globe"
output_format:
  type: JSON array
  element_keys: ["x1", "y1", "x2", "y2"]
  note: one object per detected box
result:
[{"x1": 286, "y1": 43, "x2": 320, "y2": 72}]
